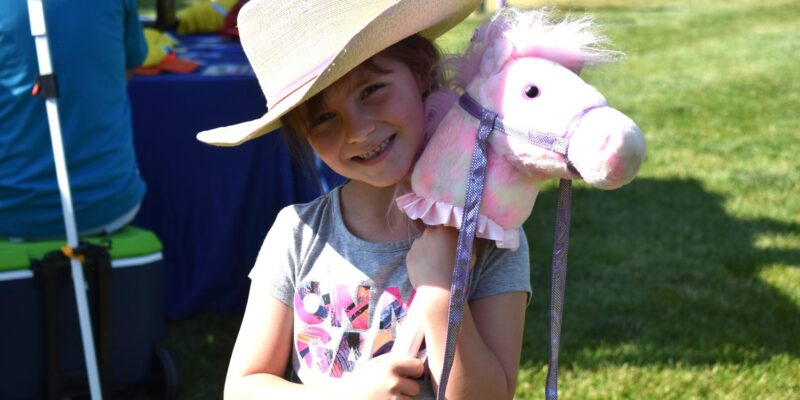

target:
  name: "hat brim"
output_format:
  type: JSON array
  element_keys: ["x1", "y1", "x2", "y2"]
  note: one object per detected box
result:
[
  {"x1": 197, "y1": 0, "x2": 481, "y2": 147},
  {"x1": 196, "y1": 79, "x2": 309, "y2": 146}
]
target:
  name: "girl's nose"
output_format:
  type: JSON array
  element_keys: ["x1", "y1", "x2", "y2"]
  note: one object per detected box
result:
[{"x1": 343, "y1": 112, "x2": 375, "y2": 144}]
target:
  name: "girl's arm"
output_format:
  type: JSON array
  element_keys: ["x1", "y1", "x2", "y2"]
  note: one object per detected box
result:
[
  {"x1": 420, "y1": 287, "x2": 527, "y2": 400},
  {"x1": 225, "y1": 279, "x2": 425, "y2": 400},
  {"x1": 224, "y1": 283, "x2": 308, "y2": 398},
  {"x1": 407, "y1": 227, "x2": 528, "y2": 400}
]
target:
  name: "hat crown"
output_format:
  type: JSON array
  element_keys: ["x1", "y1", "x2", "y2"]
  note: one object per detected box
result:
[{"x1": 238, "y1": 1, "x2": 393, "y2": 110}]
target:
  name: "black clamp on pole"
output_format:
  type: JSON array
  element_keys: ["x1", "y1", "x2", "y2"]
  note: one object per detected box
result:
[{"x1": 32, "y1": 73, "x2": 59, "y2": 98}]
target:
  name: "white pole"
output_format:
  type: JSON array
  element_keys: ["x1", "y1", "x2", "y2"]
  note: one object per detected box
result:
[
  {"x1": 26, "y1": 1, "x2": 103, "y2": 399},
  {"x1": 391, "y1": 290, "x2": 429, "y2": 357}
]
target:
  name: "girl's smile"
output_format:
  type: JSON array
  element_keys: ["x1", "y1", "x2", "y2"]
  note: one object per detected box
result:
[
  {"x1": 306, "y1": 57, "x2": 426, "y2": 188},
  {"x1": 352, "y1": 134, "x2": 395, "y2": 163}
]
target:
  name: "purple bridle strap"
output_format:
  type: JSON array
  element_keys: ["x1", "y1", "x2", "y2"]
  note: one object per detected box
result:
[
  {"x1": 546, "y1": 179, "x2": 572, "y2": 400},
  {"x1": 436, "y1": 94, "x2": 495, "y2": 399},
  {"x1": 452, "y1": 93, "x2": 573, "y2": 400},
  {"x1": 459, "y1": 93, "x2": 570, "y2": 156}
]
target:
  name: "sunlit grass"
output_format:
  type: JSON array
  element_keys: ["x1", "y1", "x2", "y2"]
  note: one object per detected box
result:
[
  {"x1": 516, "y1": 355, "x2": 800, "y2": 399},
  {"x1": 514, "y1": 0, "x2": 799, "y2": 398}
]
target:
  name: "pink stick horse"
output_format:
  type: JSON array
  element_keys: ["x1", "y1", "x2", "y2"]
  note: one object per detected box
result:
[{"x1": 393, "y1": 7, "x2": 647, "y2": 356}]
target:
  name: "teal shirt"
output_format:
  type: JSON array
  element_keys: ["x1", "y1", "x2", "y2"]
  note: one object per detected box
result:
[{"x1": 0, "y1": 0, "x2": 147, "y2": 238}]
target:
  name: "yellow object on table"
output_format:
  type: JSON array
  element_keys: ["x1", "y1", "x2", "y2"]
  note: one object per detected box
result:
[
  {"x1": 177, "y1": 0, "x2": 239, "y2": 35},
  {"x1": 141, "y1": 28, "x2": 179, "y2": 68},
  {"x1": 136, "y1": 28, "x2": 199, "y2": 75}
]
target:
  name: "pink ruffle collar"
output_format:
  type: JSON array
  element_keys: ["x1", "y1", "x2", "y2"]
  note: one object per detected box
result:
[{"x1": 396, "y1": 192, "x2": 519, "y2": 250}]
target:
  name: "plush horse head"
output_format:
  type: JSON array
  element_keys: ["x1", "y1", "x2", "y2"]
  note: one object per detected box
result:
[{"x1": 396, "y1": 8, "x2": 647, "y2": 249}]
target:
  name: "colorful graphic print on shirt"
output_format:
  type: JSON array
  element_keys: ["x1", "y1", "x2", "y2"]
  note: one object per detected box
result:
[{"x1": 293, "y1": 280, "x2": 416, "y2": 381}]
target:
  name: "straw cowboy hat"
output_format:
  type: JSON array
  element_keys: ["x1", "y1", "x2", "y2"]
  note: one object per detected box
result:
[{"x1": 196, "y1": 0, "x2": 481, "y2": 146}]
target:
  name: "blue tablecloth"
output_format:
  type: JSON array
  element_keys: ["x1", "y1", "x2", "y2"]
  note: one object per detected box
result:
[{"x1": 129, "y1": 34, "x2": 331, "y2": 318}]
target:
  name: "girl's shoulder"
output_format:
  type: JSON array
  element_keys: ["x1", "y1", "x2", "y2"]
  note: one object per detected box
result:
[
  {"x1": 256, "y1": 188, "x2": 341, "y2": 276},
  {"x1": 274, "y1": 186, "x2": 341, "y2": 231},
  {"x1": 469, "y1": 227, "x2": 532, "y2": 304},
  {"x1": 474, "y1": 228, "x2": 530, "y2": 260}
]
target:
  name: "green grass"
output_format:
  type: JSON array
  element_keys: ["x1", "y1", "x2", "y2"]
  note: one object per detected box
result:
[{"x1": 140, "y1": 0, "x2": 800, "y2": 398}]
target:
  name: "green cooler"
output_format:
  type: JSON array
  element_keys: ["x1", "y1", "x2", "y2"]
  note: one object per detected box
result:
[{"x1": 0, "y1": 226, "x2": 173, "y2": 398}]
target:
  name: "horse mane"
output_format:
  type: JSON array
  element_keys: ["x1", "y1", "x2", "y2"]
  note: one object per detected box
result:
[{"x1": 449, "y1": 8, "x2": 621, "y2": 90}]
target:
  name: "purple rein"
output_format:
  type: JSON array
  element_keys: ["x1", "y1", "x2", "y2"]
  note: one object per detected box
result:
[{"x1": 436, "y1": 93, "x2": 573, "y2": 400}]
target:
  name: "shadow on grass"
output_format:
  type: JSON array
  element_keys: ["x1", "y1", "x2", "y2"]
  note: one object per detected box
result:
[{"x1": 521, "y1": 177, "x2": 799, "y2": 370}]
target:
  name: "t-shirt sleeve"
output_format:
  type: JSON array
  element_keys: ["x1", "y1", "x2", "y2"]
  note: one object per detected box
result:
[
  {"x1": 249, "y1": 206, "x2": 301, "y2": 308},
  {"x1": 469, "y1": 228, "x2": 532, "y2": 304},
  {"x1": 123, "y1": 0, "x2": 147, "y2": 69}
]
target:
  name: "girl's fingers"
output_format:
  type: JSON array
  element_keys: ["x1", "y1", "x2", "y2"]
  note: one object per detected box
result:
[
  {"x1": 390, "y1": 355, "x2": 425, "y2": 379},
  {"x1": 394, "y1": 377, "x2": 421, "y2": 398}
]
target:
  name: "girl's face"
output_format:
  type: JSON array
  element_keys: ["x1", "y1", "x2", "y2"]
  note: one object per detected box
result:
[{"x1": 305, "y1": 56, "x2": 426, "y2": 188}]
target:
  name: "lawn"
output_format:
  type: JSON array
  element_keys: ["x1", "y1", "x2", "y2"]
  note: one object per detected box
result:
[{"x1": 139, "y1": 0, "x2": 800, "y2": 398}]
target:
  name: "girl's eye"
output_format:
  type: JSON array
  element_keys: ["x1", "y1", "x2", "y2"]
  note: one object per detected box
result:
[
  {"x1": 524, "y1": 85, "x2": 540, "y2": 98},
  {"x1": 360, "y1": 83, "x2": 386, "y2": 100},
  {"x1": 311, "y1": 111, "x2": 336, "y2": 128}
]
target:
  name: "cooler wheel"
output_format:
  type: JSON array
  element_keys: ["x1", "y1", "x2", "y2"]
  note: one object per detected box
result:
[{"x1": 148, "y1": 345, "x2": 181, "y2": 399}]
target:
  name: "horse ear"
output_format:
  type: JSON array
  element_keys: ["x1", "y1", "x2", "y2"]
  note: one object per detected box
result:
[{"x1": 480, "y1": 38, "x2": 514, "y2": 77}]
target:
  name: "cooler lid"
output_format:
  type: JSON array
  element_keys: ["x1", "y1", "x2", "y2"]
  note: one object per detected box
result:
[{"x1": 0, "y1": 226, "x2": 162, "y2": 272}]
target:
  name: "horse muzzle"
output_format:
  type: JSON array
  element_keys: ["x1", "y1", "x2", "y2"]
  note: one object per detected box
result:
[{"x1": 566, "y1": 106, "x2": 647, "y2": 190}]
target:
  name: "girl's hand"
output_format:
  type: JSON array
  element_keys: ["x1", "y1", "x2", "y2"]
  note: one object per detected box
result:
[
  {"x1": 340, "y1": 354, "x2": 424, "y2": 400},
  {"x1": 406, "y1": 226, "x2": 460, "y2": 289}
]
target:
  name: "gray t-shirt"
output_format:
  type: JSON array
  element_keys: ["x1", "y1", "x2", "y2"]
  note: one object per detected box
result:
[{"x1": 250, "y1": 186, "x2": 532, "y2": 398}]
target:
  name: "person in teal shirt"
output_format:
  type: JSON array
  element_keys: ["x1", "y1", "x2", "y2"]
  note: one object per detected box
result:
[{"x1": 0, "y1": 0, "x2": 147, "y2": 239}]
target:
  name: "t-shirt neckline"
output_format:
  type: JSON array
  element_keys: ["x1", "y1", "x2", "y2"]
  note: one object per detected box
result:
[{"x1": 330, "y1": 186, "x2": 420, "y2": 253}]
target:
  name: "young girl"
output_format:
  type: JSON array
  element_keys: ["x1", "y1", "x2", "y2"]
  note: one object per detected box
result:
[{"x1": 197, "y1": 1, "x2": 531, "y2": 398}]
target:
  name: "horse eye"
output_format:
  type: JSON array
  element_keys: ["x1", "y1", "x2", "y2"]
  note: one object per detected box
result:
[{"x1": 525, "y1": 85, "x2": 540, "y2": 98}]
